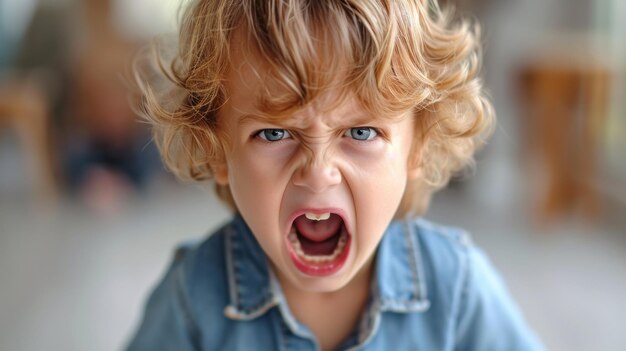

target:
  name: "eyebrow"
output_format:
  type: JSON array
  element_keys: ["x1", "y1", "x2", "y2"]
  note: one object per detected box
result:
[
  {"x1": 238, "y1": 114, "x2": 263, "y2": 124},
  {"x1": 238, "y1": 112, "x2": 380, "y2": 130},
  {"x1": 238, "y1": 113, "x2": 292, "y2": 128}
]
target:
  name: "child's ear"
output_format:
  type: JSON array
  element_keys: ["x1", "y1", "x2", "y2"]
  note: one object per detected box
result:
[
  {"x1": 213, "y1": 161, "x2": 230, "y2": 185},
  {"x1": 212, "y1": 135, "x2": 230, "y2": 185},
  {"x1": 211, "y1": 149, "x2": 228, "y2": 186}
]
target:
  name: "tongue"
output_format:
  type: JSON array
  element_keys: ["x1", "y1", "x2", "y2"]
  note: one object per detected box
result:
[
  {"x1": 298, "y1": 233, "x2": 340, "y2": 256},
  {"x1": 293, "y1": 214, "x2": 343, "y2": 256},
  {"x1": 294, "y1": 214, "x2": 342, "y2": 242}
]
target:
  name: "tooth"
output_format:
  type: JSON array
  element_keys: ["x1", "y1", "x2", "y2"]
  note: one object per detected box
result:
[
  {"x1": 288, "y1": 232, "x2": 298, "y2": 242},
  {"x1": 290, "y1": 224, "x2": 349, "y2": 264},
  {"x1": 305, "y1": 212, "x2": 331, "y2": 221}
]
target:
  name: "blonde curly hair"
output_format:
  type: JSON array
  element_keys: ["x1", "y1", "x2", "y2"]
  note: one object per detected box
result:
[{"x1": 134, "y1": 0, "x2": 494, "y2": 216}]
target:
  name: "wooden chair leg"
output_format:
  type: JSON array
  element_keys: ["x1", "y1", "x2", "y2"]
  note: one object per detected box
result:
[
  {"x1": 578, "y1": 70, "x2": 610, "y2": 218},
  {"x1": 0, "y1": 81, "x2": 58, "y2": 203}
]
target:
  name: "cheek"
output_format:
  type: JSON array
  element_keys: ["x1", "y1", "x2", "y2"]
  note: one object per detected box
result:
[
  {"x1": 346, "y1": 145, "x2": 409, "y2": 235},
  {"x1": 358, "y1": 151, "x2": 408, "y2": 211},
  {"x1": 343, "y1": 142, "x2": 408, "y2": 185},
  {"x1": 226, "y1": 150, "x2": 289, "y2": 255},
  {"x1": 227, "y1": 145, "x2": 295, "y2": 218},
  {"x1": 236, "y1": 146, "x2": 294, "y2": 184}
]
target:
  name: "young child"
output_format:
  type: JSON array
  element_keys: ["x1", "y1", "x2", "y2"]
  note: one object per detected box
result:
[{"x1": 128, "y1": 0, "x2": 544, "y2": 350}]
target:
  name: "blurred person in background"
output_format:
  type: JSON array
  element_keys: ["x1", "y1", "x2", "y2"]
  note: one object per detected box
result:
[
  {"x1": 64, "y1": 0, "x2": 161, "y2": 212},
  {"x1": 1, "y1": 0, "x2": 162, "y2": 212}
]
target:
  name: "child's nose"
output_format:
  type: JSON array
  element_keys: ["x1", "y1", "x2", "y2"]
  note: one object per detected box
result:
[{"x1": 291, "y1": 155, "x2": 342, "y2": 193}]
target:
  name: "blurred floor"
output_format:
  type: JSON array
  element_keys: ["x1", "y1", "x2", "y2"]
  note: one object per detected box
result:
[
  {"x1": 1, "y1": 163, "x2": 625, "y2": 351},
  {"x1": 0, "y1": 180, "x2": 230, "y2": 351},
  {"x1": 429, "y1": 186, "x2": 626, "y2": 351}
]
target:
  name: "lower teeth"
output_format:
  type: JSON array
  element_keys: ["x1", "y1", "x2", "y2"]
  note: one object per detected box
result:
[{"x1": 288, "y1": 228, "x2": 348, "y2": 263}]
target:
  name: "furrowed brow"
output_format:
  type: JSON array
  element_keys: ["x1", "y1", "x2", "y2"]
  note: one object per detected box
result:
[
  {"x1": 238, "y1": 110, "x2": 381, "y2": 130},
  {"x1": 238, "y1": 113, "x2": 294, "y2": 128}
]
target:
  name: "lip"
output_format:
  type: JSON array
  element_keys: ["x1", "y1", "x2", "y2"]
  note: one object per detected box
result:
[{"x1": 284, "y1": 207, "x2": 352, "y2": 277}]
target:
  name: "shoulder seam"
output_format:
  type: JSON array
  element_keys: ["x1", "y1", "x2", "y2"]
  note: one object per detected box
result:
[{"x1": 413, "y1": 218, "x2": 474, "y2": 249}]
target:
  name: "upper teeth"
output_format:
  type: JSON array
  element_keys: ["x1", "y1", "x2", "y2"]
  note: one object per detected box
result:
[{"x1": 305, "y1": 212, "x2": 331, "y2": 221}]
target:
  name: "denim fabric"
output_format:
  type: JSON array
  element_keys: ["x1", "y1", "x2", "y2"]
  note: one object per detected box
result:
[{"x1": 127, "y1": 215, "x2": 544, "y2": 351}]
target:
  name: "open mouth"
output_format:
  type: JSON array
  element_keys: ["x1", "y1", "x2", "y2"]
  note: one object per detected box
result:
[{"x1": 286, "y1": 211, "x2": 351, "y2": 276}]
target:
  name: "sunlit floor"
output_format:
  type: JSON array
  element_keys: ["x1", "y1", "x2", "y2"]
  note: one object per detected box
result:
[{"x1": 0, "y1": 176, "x2": 625, "y2": 351}]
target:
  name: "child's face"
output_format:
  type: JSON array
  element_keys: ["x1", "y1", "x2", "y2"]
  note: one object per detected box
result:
[{"x1": 214, "y1": 37, "x2": 419, "y2": 293}]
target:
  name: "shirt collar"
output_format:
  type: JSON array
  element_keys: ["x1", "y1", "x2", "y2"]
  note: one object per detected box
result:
[
  {"x1": 223, "y1": 215, "x2": 430, "y2": 321},
  {"x1": 374, "y1": 219, "x2": 430, "y2": 313}
]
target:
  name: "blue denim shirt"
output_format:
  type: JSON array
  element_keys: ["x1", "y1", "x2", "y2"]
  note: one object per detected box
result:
[{"x1": 127, "y1": 215, "x2": 544, "y2": 350}]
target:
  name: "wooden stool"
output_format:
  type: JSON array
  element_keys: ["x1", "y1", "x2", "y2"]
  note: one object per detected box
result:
[{"x1": 518, "y1": 60, "x2": 610, "y2": 221}]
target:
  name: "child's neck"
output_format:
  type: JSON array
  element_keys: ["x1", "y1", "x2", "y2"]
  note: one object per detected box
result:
[{"x1": 276, "y1": 258, "x2": 375, "y2": 351}]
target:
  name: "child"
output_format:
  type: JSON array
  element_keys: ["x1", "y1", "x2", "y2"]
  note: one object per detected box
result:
[{"x1": 128, "y1": 0, "x2": 543, "y2": 350}]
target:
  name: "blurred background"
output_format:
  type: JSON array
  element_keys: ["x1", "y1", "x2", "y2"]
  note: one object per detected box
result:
[{"x1": 0, "y1": 0, "x2": 624, "y2": 350}]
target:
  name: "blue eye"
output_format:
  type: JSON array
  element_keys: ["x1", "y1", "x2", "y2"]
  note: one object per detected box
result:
[
  {"x1": 345, "y1": 127, "x2": 378, "y2": 141},
  {"x1": 257, "y1": 129, "x2": 291, "y2": 142}
]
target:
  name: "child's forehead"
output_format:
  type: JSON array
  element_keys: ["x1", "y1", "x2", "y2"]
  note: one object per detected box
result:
[{"x1": 224, "y1": 28, "x2": 372, "y2": 126}]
